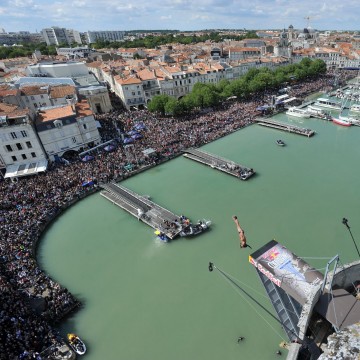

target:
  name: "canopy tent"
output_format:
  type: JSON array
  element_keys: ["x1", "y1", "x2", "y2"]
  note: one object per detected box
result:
[
  {"x1": 104, "y1": 144, "x2": 116, "y2": 152},
  {"x1": 81, "y1": 155, "x2": 94, "y2": 162},
  {"x1": 133, "y1": 123, "x2": 146, "y2": 130},
  {"x1": 4, "y1": 160, "x2": 48, "y2": 179},
  {"x1": 127, "y1": 130, "x2": 139, "y2": 136},
  {"x1": 282, "y1": 97, "x2": 297, "y2": 104},
  {"x1": 131, "y1": 133, "x2": 143, "y2": 140},
  {"x1": 142, "y1": 148, "x2": 156, "y2": 156},
  {"x1": 123, "y1": 137, "x2": 134, "y2": 144},
  {"x1": 82, "y1": 180, "x2": 95, "y2": 187},
  {"x1": 256, "y1": 105, "x2": 270, "y2": 111}
]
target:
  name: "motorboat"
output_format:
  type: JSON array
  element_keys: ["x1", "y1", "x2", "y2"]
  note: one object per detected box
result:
[
  {"x1": 307, "y1": 105, "x2": 332, "y2": 120},
  {"x1": 276, "y1": 139, "x2": 285, "y2": 146},
  {"x1": 314, "y1": 98, "x2": 342, "y2": 110},
  {"x1": 285, "y1": 107, "x2": 311, "y2": 118},
  {"x1": 350, "y1": 104, "x2": 360, "y2": 113},
  {"x1": 180, "y1": 219, "x2": 211, "y2": 237},
  {"x1": 332, "y1": 116, "x2": 351, "y2": 127},
  {"x1": 67, "y1": 333, "x2": 86, "y2": 356},
  {"x1": 154, "y1": 230, "x2": 170, "y2": 243},
  {"x1": 238, "y1": 168, "x2": 255, "y2": 180}
]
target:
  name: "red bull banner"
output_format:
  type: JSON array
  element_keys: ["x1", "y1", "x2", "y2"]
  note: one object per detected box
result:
[{"x1": 249, "y1": 240, "x2": 324, "y2": 305}]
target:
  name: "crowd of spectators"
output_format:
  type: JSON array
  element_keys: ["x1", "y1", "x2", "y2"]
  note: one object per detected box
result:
[{"x1": 0, "y1": 71, "x2": 353, "y2": 359}]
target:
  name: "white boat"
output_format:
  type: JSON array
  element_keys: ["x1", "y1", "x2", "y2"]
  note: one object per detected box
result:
[
  {"x1": 276, "y1": 140, "x2": 285, "y2": 146},
  {"x1": 332, "y1": 116, "x2": 351, "y2": 127},
  {"x1": 286, "y1": 107, "x2": 311, "y2": 118},
  {"x1": 350, "y1": 104, "x2": 360, "y2": 113},
  {"x1": 314, "y1": 98, "x2": 342, "y2": 110},
  {"x1": 306, "y1": 105, "x2": 331, "y2": 120},
  {"x1": 67, "y1": 333, "x2": 86, "y2": 356},
  {"x1": 180, "y1": 219, "x2": 211, "y2": 237}
]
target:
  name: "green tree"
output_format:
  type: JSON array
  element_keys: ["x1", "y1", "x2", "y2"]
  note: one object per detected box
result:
[{"x1": 147, "y1": 94, "x2": 171, "y2": 115}]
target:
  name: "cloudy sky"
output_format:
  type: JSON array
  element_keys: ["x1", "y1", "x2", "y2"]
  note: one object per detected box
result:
[{"x1": 1, "y1": 0, "x2": 359, "y2": 33}]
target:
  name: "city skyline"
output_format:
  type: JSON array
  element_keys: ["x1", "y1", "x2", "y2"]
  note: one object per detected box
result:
[{"x1": 1, "y1": 0, "x2": 359, "y2": 34}]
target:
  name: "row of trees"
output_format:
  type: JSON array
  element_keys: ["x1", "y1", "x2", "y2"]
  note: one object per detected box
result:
[
  {"x1": 92, "y1": 31, "x2": 258, "y2": 50},
  {"x1": 147, "y1": 58, "x2": 327, "y2": 116},
  {"x1": 0, "y1": 42, "x2": 60, "y2": 59}
]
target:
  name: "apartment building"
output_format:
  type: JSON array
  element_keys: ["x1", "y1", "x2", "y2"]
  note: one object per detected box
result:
[
  {"x1": 0, "y1": 104, "x2": 47, "y2": 178},
  {"x1": 35, "y1": 100, "x2": 100, "y2": 160},
  {"x1": 41, "y1": 27, "x2": 81, "y2": 46},
  {"x1": 86, "y1": 31, "x2": 124, "y2": 44}
]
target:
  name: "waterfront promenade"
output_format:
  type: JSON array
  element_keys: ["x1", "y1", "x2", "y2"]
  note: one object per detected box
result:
[{"x1": 0, "y1": 71, "x2": 352, "y2": 359}]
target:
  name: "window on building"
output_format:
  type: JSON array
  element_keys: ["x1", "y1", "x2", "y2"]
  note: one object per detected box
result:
[
  {"x1": 83, "y1": 124, "x2": 87, "y2": 130},
  {"x1": 40, "y1": 95, "x2": 44, "y2": 99},
  {"x1": 132, "y1": 92, "x2": 135, "y2": 96},
  {"x1": 34, "y1": 103, "x2": 37, "y2": 108},
  {"x1": 10, "y1": 132, "x2": 17, "y2": 139},
  {"x1": 31, "y1": 152, "x2": 36, "y2": 158},
  {"x1": 31, "y1": 96, "x2": 35, "y2": 100},
  {"x1": 26, "y1": 141, "x2": 32, "y2": 149},
  {"x1": 72, "y1": 137, "x2": 76, "y2": 143},
  {"x1": 21, "y1": 130, "x2": 27, "y2": 137},
  {"x1": 11, "y1": 155, "x2": 17, "y2": 161},
  {"x1": 16, "y1": 143, "x2": 23, "y2": 150},
  {"x1": 22, "y1": 154, "x2": 27, "y2": 160},
  {"x1": 138, "y1": 91, "x2": 141, "y2": 95},
  {"x1": 6, "y1": 145, "x2": 12, "y2": 152}
]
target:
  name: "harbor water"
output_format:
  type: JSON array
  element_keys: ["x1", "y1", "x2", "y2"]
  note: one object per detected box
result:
[{"x1": 37, "y1": 111, "x2": 360, "y2": 360}]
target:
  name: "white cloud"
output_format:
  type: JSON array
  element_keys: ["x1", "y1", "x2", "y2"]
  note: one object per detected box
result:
[{"x1": 0, "y1": 0, "x2": 359, "y2": 32}]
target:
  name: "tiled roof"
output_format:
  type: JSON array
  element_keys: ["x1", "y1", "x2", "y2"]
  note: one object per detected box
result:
[
  {"x1": 49, "y1": 85, "x2": 75, "y2": 99},
  {"x1": 76, "y1": 100, "x2": 93, "y2": 117},
  {"x1": 37, "y1": 105, "x2": 75, "y2": 122},
  {"x1": 0, "y1": 88, "x2": 19, "y2": 97},
  {"x1": 86, "y1": 61, "x2": 102, "y2": 68},
  {"x1": 20, "y1": 85, "x2": 48, "y2": 96},
  {"x1": 136, "y1": 68, "x2": 156, "y2": 81},
  {"x1": 115, "y1": 76, "x2": 142, "y2": 85},
  {"x1": 0, "y1": 103, "x2": 29, "y2": 117}
]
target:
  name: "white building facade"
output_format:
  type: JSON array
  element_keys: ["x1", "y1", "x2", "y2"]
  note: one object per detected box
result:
[
  {"x1": 86, "y1": 31, "x2": 124, "y2": 44},
  {"x1": 0, "y1": 112, "x2": 47, "y2": 172},
  {"x1": 36, "y1": 102, "x2": 101, "y2": 160}
]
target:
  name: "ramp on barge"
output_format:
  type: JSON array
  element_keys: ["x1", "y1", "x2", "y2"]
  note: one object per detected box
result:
[
  {"x1": 100, "y1": 183, "x2": 183, "y2": 239},
  {"x1": 255, "y1": 118, "x2": 315, "y2": 137},
  {"x1": 183, "y1": 148, "x2": 255, "y2": 180}
]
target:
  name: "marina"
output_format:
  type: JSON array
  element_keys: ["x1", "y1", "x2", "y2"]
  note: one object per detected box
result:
[
  {"x1": 255, "y1": 118, "x2": 315, "y2": 137},
  {"x1": 100, "y1": 182, "x2": 209, "y2": 240},
  {"x1": 183, "y1": 148, "x2": 255, "y2": 180}
]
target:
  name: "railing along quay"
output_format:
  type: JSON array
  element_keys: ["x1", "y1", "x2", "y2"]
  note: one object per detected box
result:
[
  {"x1": 255, "y1": 118, "x2": 315, "y2": 137},
  {"x1": 183, "y1": 148, "x2": 255, "y2": 180}
]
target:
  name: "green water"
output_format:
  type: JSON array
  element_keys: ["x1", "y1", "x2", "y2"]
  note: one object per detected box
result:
[{"x1": 38, "y1": 112, "x2": 360, "y2": 360}]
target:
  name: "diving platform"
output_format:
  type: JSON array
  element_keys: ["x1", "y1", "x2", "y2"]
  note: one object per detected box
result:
[
  {"x1": 249, "y1": 240, "x2": 360, "y2": 360},
  {"x1": 183, "y1": 148, "x2": 255, "y2": 180},
  {"x1": 255, "y1": 118, "x2": 315, "y2": 137},
  {"x1": 100, "y1": 183, "x2": 210, "y2": 240}
]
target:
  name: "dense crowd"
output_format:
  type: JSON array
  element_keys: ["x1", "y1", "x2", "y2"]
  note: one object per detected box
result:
[{"x1": 0, "y1": 71, "x2": 353, "y2": 359}]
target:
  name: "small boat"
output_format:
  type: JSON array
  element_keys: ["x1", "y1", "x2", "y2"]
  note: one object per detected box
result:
[
  {"x1": 154, "y1": 230, "x2": 170, "y2": 243},
  {"x1": 332, "y1": 116, "x2": 351, "y2": 127},
  {"x1": 307, "y1": 105, "x2": 332, "y2": 120},
  {"x1": 180, "y1": 219, "x2": 211, "y2": 237},
  {"x1": 238, "y1": 168, "x2": 255, "y2": 180},
  {"x1": 350, "y1": 104, "x2": 360, "y2": 113},
  {"x1": 67, "y1": 333, "x2": 86, "y2": 356},
  {"x1": 314, "y1": 98, "x2": 342, "y2": 110},
  {"x1": 285, "y1": 107, "x2": 311, "y2": 118},
  {"x1": 276, "y1": 140, "x2": 285, "y2": 146}
]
